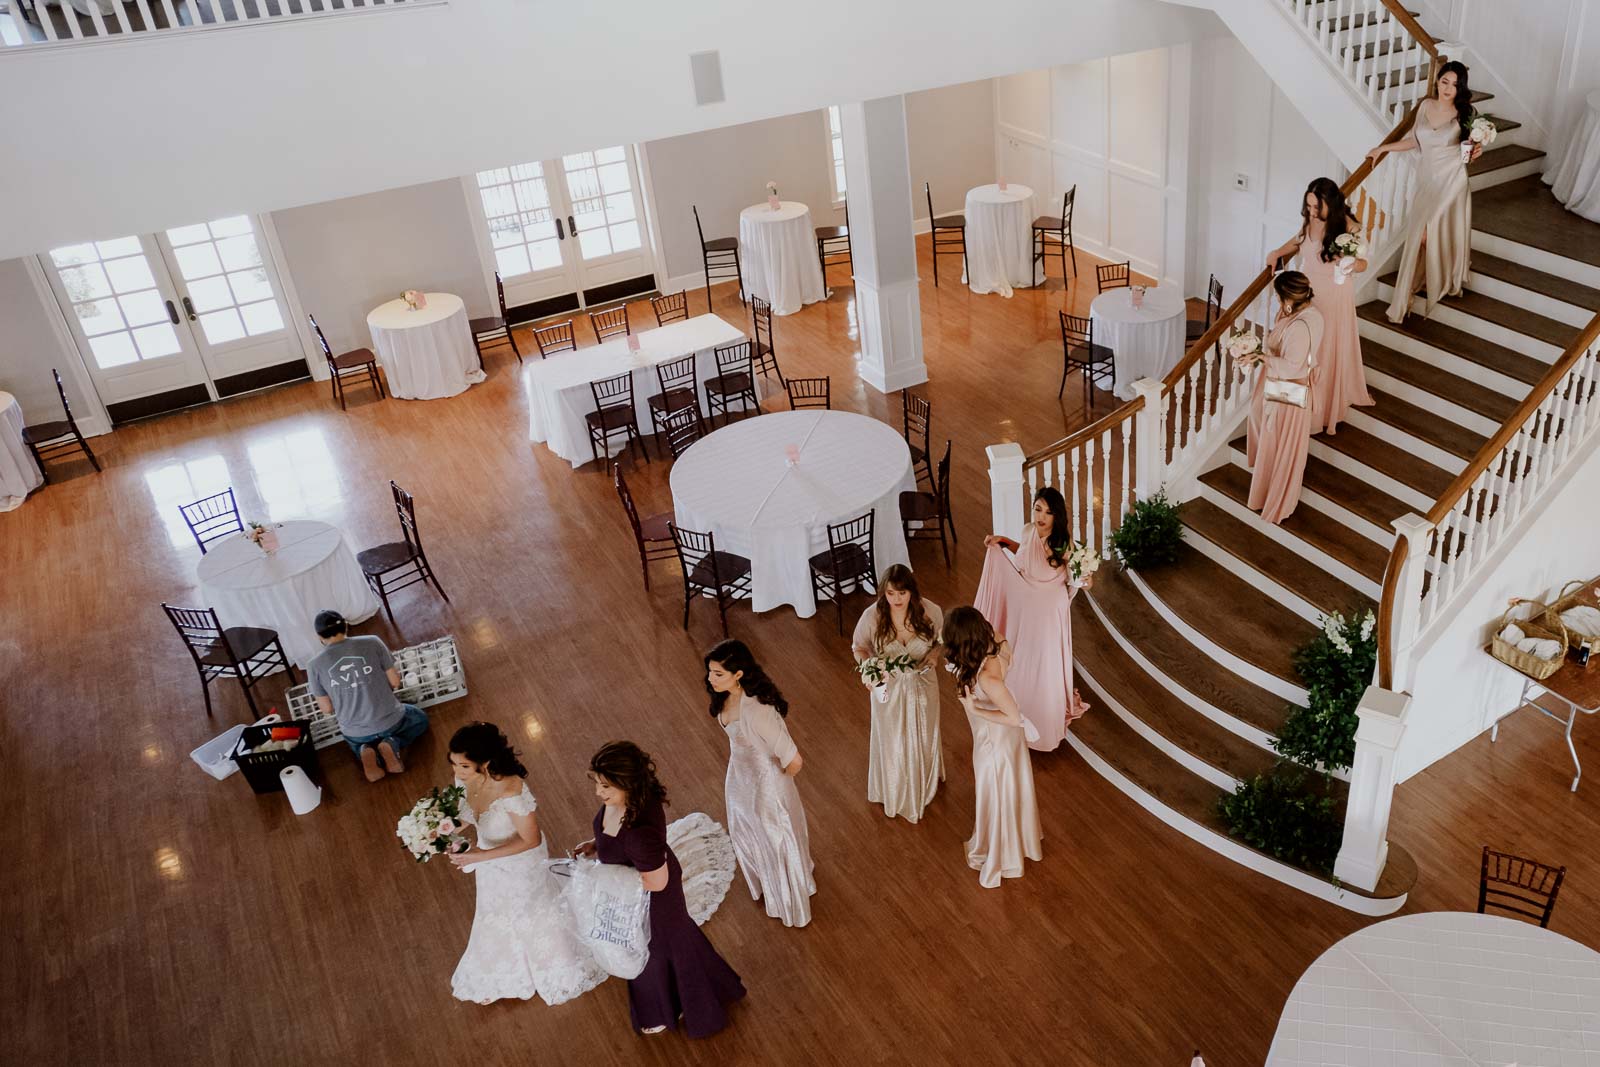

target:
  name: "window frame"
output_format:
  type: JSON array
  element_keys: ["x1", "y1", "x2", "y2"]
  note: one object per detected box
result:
[{"x1": 825, "y1": 106, "x2": 847, "y2": 206}]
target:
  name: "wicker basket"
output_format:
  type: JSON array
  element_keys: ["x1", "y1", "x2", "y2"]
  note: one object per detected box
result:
[
  {"x1": 1542, "y1": 577, "x2": 1600, "y2": 652},
  {"x1": 282, "y1": 635, "x2": 467, "y2": 750},
  {"x1": 1489, "y1": 599, "x2": 1568, "y2": 680}
]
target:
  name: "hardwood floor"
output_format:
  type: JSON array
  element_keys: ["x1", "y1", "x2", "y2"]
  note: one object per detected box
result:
[{"x1": 4, "y1": 237, "x2": 1596, "y2": 1066}]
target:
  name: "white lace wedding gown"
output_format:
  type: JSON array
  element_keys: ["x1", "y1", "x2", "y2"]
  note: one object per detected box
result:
[{"x1": 451, "y1": 783, "x2": 606, "y2": 1006}]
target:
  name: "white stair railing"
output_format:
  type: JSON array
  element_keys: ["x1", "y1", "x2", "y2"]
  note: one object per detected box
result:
[
  {"x1": 1280, "y1": 0, "x2": 1440, "y2": 127},
  {"x1": 2, "y1": 0, "x2": 443, "y2": 51}
]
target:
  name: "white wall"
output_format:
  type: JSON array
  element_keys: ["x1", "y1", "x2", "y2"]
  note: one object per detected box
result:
[
  {"x1": 908, "y1": 80, "x2": 999, "y2": 224},
  {"x1": 0, "y1": 257, "x2": 105, "y2": 432}
]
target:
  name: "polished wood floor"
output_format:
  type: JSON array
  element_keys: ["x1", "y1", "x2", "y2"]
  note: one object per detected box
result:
[{"x1": 5, "y1": 239, "x2": 1597, "y2": 1066}]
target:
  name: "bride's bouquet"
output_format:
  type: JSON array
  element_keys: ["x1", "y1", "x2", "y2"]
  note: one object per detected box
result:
[
  {"x1": 397, "y1": 785, "x2": 470, "y2": 862},
  {"x1": 1331, "y1": 232, "x2": 1367, "y2": 285},
  {"x1": 1461, "y1": 114, "x2": 1497, "y2": 162},
  {"x1": 1066, "y1": 541, "x2": 1101, "y2": 581},
  {"x1": 1224, "y1": 325, "x2": 1265, "y2": 375},
  {"x1": 857, "y1": 652, "x2": 922, "y2": 702}
]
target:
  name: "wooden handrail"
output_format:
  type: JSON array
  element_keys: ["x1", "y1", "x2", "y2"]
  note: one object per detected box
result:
[
  {"x1": 1024, "y1": 394, "x2": 1144, "y2": 468},
  {"x1": 1378, "y1": 0, "x2": 1439, "y2": 60}
]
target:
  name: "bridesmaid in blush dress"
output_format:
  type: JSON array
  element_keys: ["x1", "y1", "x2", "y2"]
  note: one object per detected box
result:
[
  {"x1": 942, "y1": 606, "x2": 1041, "y2": 888},
  {"x1": 1248, "y1": 272, "x2": 1325, "y2": 525},
  {"x1": 974, "y1": 485, "x2": 1091, "y2": 752},
  {"x1": 706, "y1": 639, "x2": 815, "y2": 928},
  {"x1": 1267, "y1": 177, "x2": 1374, "y2": 434},
  {"x1": 576, "y1": 742, "x2": 745, "y2": 1037}
]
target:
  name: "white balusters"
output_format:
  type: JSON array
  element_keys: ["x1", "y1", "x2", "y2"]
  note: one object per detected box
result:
[
  {"x1": 3, "y1": 0, "x2": 433, "y2": 49},
  {"x1": 1100, "y1": 427, "x2": 1113, "y2": 548},
  {"x1": 1120, "y1": 417, "x2": 1133, "y2": 523},
  {"x1": 1069, "y1": 447, "x2": 1083, "y2": 545}
]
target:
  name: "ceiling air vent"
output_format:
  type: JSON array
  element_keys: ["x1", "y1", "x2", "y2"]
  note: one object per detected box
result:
[{"x1": 689, "y1": 50, "x2": 725, "y2": 106}]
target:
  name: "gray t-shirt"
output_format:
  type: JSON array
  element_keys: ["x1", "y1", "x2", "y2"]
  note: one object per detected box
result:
[{"x1": 306, "y1": 635, "x2": 404, "y2": 738}]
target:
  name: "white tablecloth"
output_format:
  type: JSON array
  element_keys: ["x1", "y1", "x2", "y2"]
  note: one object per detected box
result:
[
  {"x1": 525, "y1": 314, "x2": 756, "y2": 468},
  {"x1": 670, "y1": 410, "x2": 914, "y2": 617},
  {"x1": 195, "y1": 519, "x2": 379, "y2": 669},
  {"x1": 1546, "y1": 89, "x2": 1600, "y2": 222},
  {"x1": 1268, "y1": 911, "x2": 1600, "y2": 1066},
  {"x1": 1091, "y1": 284, "x2": 1187, "y2": 400},
  {"x1": 963, "y1": 183, "x2": 1036, "y2": 297},
  {"x1": 738, "y1": 201, "x2": 828, "y2": 315},
  {"x1": 366, "y1": 292, "x2": 486, "y2": 401},
  {"x1": 0, "y1": 391, "x2": 43, "y2": 513}
]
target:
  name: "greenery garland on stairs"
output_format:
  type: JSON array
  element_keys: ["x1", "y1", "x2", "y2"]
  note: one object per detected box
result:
[{"x1": 1109, "y1": 492, "x2": 1184, "y2": 570}]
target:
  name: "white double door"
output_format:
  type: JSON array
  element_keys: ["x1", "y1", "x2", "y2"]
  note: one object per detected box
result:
[
  {"x1": 42, "y1": 214, "x2": 299, "y2": 411},
  {"x1": 469, "y1": 145, "x2": 655, "y2": 309}
]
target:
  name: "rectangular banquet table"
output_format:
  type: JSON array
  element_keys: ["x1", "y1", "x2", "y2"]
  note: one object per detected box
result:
[{"x1": 525, "y1": 314, "x2": 753, "y2": 467}]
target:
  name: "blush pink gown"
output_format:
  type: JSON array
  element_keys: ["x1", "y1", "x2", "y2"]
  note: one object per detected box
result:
[
  {"x1": 973, "y1": 529, "x2": 1089, "y2": 751},
  {"x1": 964, "y1": 675, "x2": 1042, "y2": 888},
  {"x1": 1296, "y1": 229, "x2": 1373, "y2": 434},
  {"x1": 1247, "y1": 308, "x2": 1325, "y2": 525}
]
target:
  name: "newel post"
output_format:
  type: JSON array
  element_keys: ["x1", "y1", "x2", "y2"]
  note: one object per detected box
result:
[
  {"x1": 1130, "y1": 378, "x2": 1165, "y2": 502},
  {"x1": 1333, "y1": 686, "x2": 1410, "y2": 892},
  {"x1": 987, "y1": 442, "x2": 1026, "y2": 543},
  {"x1": 1387, "y1": 513, "x2": 1434, "y2": 692}
]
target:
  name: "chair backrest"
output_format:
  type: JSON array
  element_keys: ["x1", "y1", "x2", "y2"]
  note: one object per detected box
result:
[
  {"x1": 179, "y1": 488, "x2": 244, "y2": 553},
  {"x1": 660, "y1": 403, "x2": 703, "y2": 458},
  {"x1": 162, "y1": 603, "x2": 236, "y2": 665},
  {"x1": 1479, "y1": 846, "x2": 1566, "y2": 927},
  {"x1": 902, "y1": 391, "x2": 931, "y2": 452},
  {"x1": 751, "y1": 296, "x2": 774, "y2": 357},
  {"x1": 590, "y1": 370, "x2": 634, "y2": 410},
  {"x1": 1205, "y1": 274, "x2": 1225, "y2": 326},
  {"x1": 934, "y1": 440, "x2": 953, "y2": 513},
  {"x1": 1096, "y1": 262, "x2": 1131, "y2": 293},
  {"x1": 50, "y1": 368, "x2": 79, "y2": 426},
  {"x1": 827, "y1": 509, "x2": 877, "y2": 576},
  {"x1": 612, "y1": 462, "x2": 643, "y2": 539},
  {"x1": 1060, "y1": 311, "x2": 1093, "y2": 350},
  {"x1": 390, "y1": 480, "x2": 424, "y2": 554},
  {"x1": 692, "y1": 205, "x2": 709, "y2": 247},
  {"x1": 714, "y1": 340, "x2": 753, "y2": 376},
  {"x1": 495, "y1": 272, "x2": 509, "y2": 319},
  {"x1": 785, "y1": 376, "x2": 831, "y2": 410},
  {"x1": 651, "y1": 291, "x2": 689, "y2": 327},
  {"x1": 670, "y1": 523, "x2": 722, "y2": 588},
  {"x1": 308, "y1": 313, "x2": 336, "y2": 368},
  {"x1": 656, "y1": 353, "x2": 698, "y2": 395},
  {"x1": 1061, "y1": 185, "x2": 1076, "y2": 231},
  {"x1": 534, "y1": 320, "x2": 577, "y2": 357},
  {"x1": 590, "y1": 305, "x2": 630, "y2": 342},
  {"x1": 924, "y1": 181, "x2": 936, "y2": 223}
]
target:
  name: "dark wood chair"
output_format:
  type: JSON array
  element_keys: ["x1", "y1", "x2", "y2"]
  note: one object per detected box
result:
[
  {"x1": 21, "y1": 368, "x2": 100, "y2": 483},
  {"x1": 809, "y1": 510, "x2": 878, "y2": 634},
  {"x1": 1032, "y1": 185, "x2": 1077, "y2": 285},
  {"x1": 358, "y1": 481, "x2": 450, "y2": 625},
  {"x1": 587, "y1": 371, "x2": 647, "y2": 466},
  {"x1": 816, "y1": 204, "x2": 851, "y2": 279},
  {"x1": 1479, "y1": 846, "x2": 1566, "y2": 928},
  {"x1": 902, "y1": 390, "x2": 933, "y2": 489},
  {"x1": 162, "y1": 604, "x2": 296, "y2": 719},
  {"x1": 648, "y1": 354, "x2": 703, "y2": 458},
  {"x1": 704, "y1": 340, "x2": 760, "y2": 427},
  {"x1": 650, "y1": 291, "x2": 690, "y2": 327},
  {"x1": 179, "y1": 487, "x2": 245, "y2": 554},
  {"x1": 750, "y1": 296, "x2": 784, "y2": 385},
  {"x1": 670, "y1": 524, "x2": 752, "y2": 637},
  {"x1": 900, "y1": 440, "x2": 954, "y2": 567},
  {"x1": 1060, "y1": 311, "x2": 1116, "y2": 417},
  {"x1": 469, "y1": 272, "x2": 523, "y2": 366},
  {"x1": 659, "y1": 403, "x2": 705, "y2": 460},
  {"x1": 1187, "y1": 274, "x2": 1225, "y2": 345},
  {"x1": 533, "y1": 320, "x2": 577, "y2": 358},
  {"x1": 613, "y1": 462, "x2": 675, "y2": 591},
  {"x1": 309, "y1": 313, "x2": 384, "y2": 410},
  {"x1": 1096, "y1": 261, "x2": 1131, "y2": 293},
  {"x1": 589, "y1": 305, "x2": 630, "y2": 343},
  {"x1": 694, "y1": 205, "x2": 744, "y2": 311},
  {"x1": 925, "y1": 181, "x2": 967, "y2": 288},
  {"x1": 785, "y1": 376, "x2": 831, "y2": 410}
]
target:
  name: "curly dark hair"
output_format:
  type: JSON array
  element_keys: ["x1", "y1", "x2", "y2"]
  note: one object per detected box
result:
[
  {"x1": 872, "y1": 564, "x2": 937, "y2": 650},
  {"x1": 1299, "y1": 177, "x2": 1354, "y2": 264},
  {"x1": 589, "y1": 741, "x2": 668, "y2": 828},
  {"x1": 448, "y1": 721, "x2": 527, "y2": 779},
  {"x1": 942, "y1": 606, "x2": 1000, "y2": 698},
  {"x1": 704, "y1": 639, "x2": 789, "y2": 718},
  {"x1": 1034, "y1": 486, "x2": 1071, "y2": 569}
]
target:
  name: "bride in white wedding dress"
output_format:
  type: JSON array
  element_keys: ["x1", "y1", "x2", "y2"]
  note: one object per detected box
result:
[{"x1": 446, "y1": 722, "x2": 605, "y2": 1006}]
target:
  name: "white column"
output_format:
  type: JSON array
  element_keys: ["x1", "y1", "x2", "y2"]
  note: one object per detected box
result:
[
  {"x1": 1387, "y1": 513, "x2": 1434, "y2": 692},
  {"x1": 1333, "y1": 685, "x2": 1410, "y2": 892},
  {"x1": 1130, "y1": 377, "x2": 1165, "y2": 501},
  {"x1": 987, "y1": 442, "x2": 1026, "y2": 543},
  {"x1": 838, "y1": 96, "x2": 927, "y2": 394}
]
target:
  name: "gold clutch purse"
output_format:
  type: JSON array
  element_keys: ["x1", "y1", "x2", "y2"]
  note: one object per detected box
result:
[{"x1": 1264, "y1": 379, "x2": 1308, "y2": 407}]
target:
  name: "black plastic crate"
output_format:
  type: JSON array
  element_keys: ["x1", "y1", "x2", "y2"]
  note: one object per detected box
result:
[{"x1": 231, "y1": 719, "x2": 319, "y2": 795}]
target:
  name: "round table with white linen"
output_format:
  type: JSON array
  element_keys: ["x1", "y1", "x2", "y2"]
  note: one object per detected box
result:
[
  {"x1": 671, "y1": 410, "x2": 915, "y2": 617},
  {"x1": 366, "y1": 292, "x2": 486, "y2": 401},
  {"x1": 1546, "y1": 88, "x2": 1600, "y2": 222},
  {"x1": 963, "y1": 183, "x2": 1036, "y2": 297},
  {"x1": 1267, "y1": 911, "x2": 1600, "y2": 1066},
  {"x1": 738, "y1": 201, "x2": 828, "y2": 316},
  {"x1": 1091, "y1": 284, "x2": 1187, "y2": 400},
  {"x1": 0, "y1": 391, "x2": 43, "y2": 512},
  {"x1": 195, "y1": 519, "x2": 379, "y2": 668}
]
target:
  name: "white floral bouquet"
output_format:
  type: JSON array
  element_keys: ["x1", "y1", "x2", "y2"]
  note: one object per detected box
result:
[
  {"x1": 1461, "y1": 115, "x2": 1497, "y2": 162},
  {"x1": 857, "y1": 652, "x2": 922, "y2": 702},
  {"x1": 1066, "y1": 541, "x2": 1100, "y2": 581},
  {"x1": 1332, "y1": 232, "x2": 1367, "y2": 285},
  {"x1": 397, "y1": 785, "x2": 470, "y2": 863},
  {"x1": 1320, "y1": 608, "x2": 1376, "y2": 656},
  {"x1": 244, "y1": 520, "x2": 280, "y2": 554},
  {"x1": 1224, "y1": 326, "x2": 1265, "y2": 372}
]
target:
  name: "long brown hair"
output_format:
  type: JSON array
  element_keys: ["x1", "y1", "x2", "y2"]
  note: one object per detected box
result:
[
  {"x1": 589, "y1": 741, "x2": 668, "y2": 828},
  {"x1": 704, "y1": 639, "x2": 789, "y2": 718},
  {"x1": 941, "y1": 606, "x2": 999, "y2": 698},
  {"x1": 872, "y1": 564, "x2": 937, "y2": 650},
  {"x1": 1299, "y1": 177, "x2": 1353, "y2": 264}
]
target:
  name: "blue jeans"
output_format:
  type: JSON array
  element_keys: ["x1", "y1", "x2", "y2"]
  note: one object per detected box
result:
[{"x1": 344, "y1": 704, "x2": 428, "y2": 759}]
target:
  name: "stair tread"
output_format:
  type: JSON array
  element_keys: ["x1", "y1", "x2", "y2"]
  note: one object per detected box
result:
[
  {"x1": 1181, "y1": 495, "x2": 1375, "y2": 613},
  {"x1": 1364, "y1": 387, "x2": 1487, "y2": 460},
  {"x1": 1358, "y1": 301, "x2": 1548, "y2": 385},
  {"x1": 1372, "y1": 279, "x2": 1578, "y2": 349},
  {"x1": 1468, "y1": 251, "x2": 1600, "y2": 313},
  {"x1": 1313, "y1": 421, "x2": 1455, "y2": 499},
  {"x1": 1132, "y1": 543, "x2": 1314, "y2": 686},
  {"x1": 1469, "y1": 143, "x2": 1546, "y2": 178},
  {"x1": 1476, "y1": 176, "x2": 1600, "y2": 270},
  {"x1": 1229, "y1": 432, "x2": 1413, "y2": 530},
  {"x1": 1085, "y1": 564, "x2": 1295, "y2": 737},
  {"x1": 1072, "y1": 600, "x2": 1280, "y2": 783},
  {"x1": 1198, "y1": 464, "x2": 1389, "y2": 584},
  {"x1": 1362, "y1": 341, "x2": 1519, "y2": 422}
]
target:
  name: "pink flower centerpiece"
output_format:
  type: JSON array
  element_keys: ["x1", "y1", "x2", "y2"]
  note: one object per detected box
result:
[
  {"x1": 1131, "y1": 285, "x2": 1146, "y2": 310},
  {"x1": 766, "y1": 181, "x2": 780, "y2": 211},
  {"x1": 784, "y1": 444, "x2": 801, "y2": 467},
  {"x1": 401, "y1": 290, "x2": 427, "y2": 311},
  {"x1": 245, "y1": 521, "x2": 280, "y2": 555}
]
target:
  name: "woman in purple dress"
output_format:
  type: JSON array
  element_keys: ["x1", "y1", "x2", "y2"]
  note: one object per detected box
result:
[{"x1": 576, "y1": 741, "x2": 745, "y2": 1037}]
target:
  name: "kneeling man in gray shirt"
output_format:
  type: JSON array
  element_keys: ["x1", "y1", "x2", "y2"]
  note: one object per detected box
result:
[{"x1": 307, "y1": 610, "x2": 429, "y2": 782}]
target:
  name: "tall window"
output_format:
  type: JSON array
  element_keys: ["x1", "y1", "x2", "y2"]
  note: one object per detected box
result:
[
  {"x1": 826, "y1": 106, "x2": 847, "y2": 201},
  {"x1": 475, "y1": 162, "x2": 561, "y2": 279}
]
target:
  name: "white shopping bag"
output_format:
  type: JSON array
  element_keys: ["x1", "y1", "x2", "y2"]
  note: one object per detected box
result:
[{"x1": 556, "y1": 857, "x2": 652, "y2": 979}]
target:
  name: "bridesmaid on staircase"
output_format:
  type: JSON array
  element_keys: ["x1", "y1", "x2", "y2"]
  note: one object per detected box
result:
[{"x1": 1248, "y1": 271, "x2": 1324, "y2": 525}]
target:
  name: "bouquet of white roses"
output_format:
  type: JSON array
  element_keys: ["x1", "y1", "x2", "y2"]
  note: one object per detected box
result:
[
  {"x1": 857, "y1": 652, "x2": 922, "y2": 702},
  {"x1": 1066, "y1": 541, "x2": 1100, "y2": 581},
  {"x1": 1461, "y1": 114, "x2": 1497, "y2": 162},
  {"x1": 397, "y1": 785, "x2": 470, "y2": 863},
  {"x1": 1331, "y1": 232, "x2": 1367, "y2": 285},
  {"x1": 1224, "y1": 326, "x2": 1265, "y2": 371}
]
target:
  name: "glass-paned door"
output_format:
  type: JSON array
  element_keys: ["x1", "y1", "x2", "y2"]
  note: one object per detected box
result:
[
  {"x1": 475, "y1": 161, "x2": 573, "y2": 308},
  {"x1": 558, "y1": 146, "x2": 652, "y2": 292}
]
